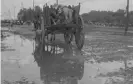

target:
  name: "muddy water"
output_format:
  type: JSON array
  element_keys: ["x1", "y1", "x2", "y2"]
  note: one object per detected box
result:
[{"x1": 1, "y1": 30, "x2": 133, "y2": 84}]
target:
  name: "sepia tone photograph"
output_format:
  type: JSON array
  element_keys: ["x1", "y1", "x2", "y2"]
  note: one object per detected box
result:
[{"x1": 1, "y1": 0, "x2": 133, "y2": 84}]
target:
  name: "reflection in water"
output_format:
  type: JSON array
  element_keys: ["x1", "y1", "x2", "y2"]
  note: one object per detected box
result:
[
  {"x1": 1, "y1": 32, "x2": 15, "y2": 51},
  {"x1": 2, "y1": 31, "x2": 133, "y2": 84},
  {"x1": 33, "y1": 42, "x2": 84, "y2": 84}
]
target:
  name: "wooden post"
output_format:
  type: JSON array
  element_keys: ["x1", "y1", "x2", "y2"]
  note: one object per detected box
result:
[
  {"x1": 21, "y1": 2, "x2": 23, "y2": 9},
  {"x1": 124, "y1": 0, "x2": 129, "y2": 35},
  {"x1": 41, "y1": 16, "x2": 45, "y2": 50},
  {"x1": 45, "y1": 4, "x2": 49, "y2": 41},
  {"x1": 46, "y1": 3, "x2": 48, "y2": 25},
  {"x1": 43, "y1": 4, "x2": 47, "y2": 25},
  {"x1": 33, "y1": 0, "x2": 34, "y2": 11},
  {"x1": 56, "y1": 0, "x2": 58, "y2": 5},
  {"x1": 14, "y1": 6, "x2": 16, "y2": 20}
]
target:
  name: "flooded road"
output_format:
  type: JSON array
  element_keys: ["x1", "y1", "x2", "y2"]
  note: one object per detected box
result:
[{"x1": 1, "y1": 27, "x2": 133, "y2": 84}]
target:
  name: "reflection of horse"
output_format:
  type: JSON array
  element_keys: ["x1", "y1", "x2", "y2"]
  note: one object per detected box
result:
[{"x1": 33, "y1": 42, "x2": 84, "y2": 84}]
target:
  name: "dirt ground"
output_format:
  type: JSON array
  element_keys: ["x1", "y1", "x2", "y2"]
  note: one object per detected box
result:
[{"x1": 1, "y1": 24, "x2": 133, "y2": 84}]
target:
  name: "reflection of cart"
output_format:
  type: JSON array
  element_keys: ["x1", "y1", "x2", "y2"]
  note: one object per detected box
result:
[
  {"x1": 33, "y1": 42, "x2": 84, "y2": 84},
  {"x1": 35, "y1": 3, "x2": 85, "y2": 50}
]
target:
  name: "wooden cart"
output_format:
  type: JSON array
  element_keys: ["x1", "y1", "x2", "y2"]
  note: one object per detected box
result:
[{"x1": 35, "y1": 3, "x2": 85, "y2": 50}]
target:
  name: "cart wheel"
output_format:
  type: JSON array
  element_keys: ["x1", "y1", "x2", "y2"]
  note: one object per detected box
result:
[
  {"x1": 64, "y1": 33, "x2": 73, "y2": 44},
  {"x1": 75, "y1": 31, "x2": 84, "y2": 50},
  {"x1": 75, "y1": 16, "x2": 85, "y2": 50}
]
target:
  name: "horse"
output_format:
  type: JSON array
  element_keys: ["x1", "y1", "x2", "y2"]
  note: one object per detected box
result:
[
  {"x1": 56, "y1": 5, "x2": 74, "y2": 24},
  {"x1": 35, "y1": 4, "x2": 81, "y2": 44},
  {"x1": 55, "y1": 3, "x2": 80, "y2": 24},
  {"x1": 47, "y1": 4, "x2": 81, "y2": 43},
  {"x1": 33, "y1": 14, "x2": 41, "y2": 31}
]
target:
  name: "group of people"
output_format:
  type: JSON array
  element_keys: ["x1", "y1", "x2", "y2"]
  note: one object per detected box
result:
[{"x1": 33, "y1": 3, "x2": 81, "y2": 31}]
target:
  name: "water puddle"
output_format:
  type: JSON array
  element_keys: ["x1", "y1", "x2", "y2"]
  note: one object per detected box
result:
[
  {"x1": 128, "y1": 45, "x2": 133, "y2": 48},
  {"x1": 1, "y1": 31, "x2": 133, "y2": 84}
]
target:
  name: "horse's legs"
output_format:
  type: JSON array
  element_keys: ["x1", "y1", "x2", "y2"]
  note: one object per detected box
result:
[
  {"x1": 54, "y1": 34, "x2": 55, "y2": 40},
  {"x1": 69, "y1": 10, "x2": 73, "y2": 23},
  {"x1": 50, "y1": 33, "x2": 55, "y2": 42},
  {"x1": 47, "y1": 35, "x2": 49, "y2": 42},
  {"x1": 50, "y1": 34, "x2": 53, "y2": 42},
  {"x1": 64, "y1": 13, "x2": 68, "y2": 24}
]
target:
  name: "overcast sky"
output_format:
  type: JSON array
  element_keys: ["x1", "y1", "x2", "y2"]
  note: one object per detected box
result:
[{"x1": 1, "y1": 0, "x2": 133, "y2": 19}]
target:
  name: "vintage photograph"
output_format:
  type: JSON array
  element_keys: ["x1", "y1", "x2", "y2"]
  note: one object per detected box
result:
[{"x1": 1, "y1": 0, "x2": 133, "y2": 84}]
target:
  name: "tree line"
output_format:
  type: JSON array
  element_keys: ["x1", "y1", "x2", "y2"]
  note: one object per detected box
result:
[
  {"x1": 17, "y1": 6, "x2": 42, "y2": 22},
  {"x1": 82, "y1": 9, "x2": 133, "y2": 25},
  {"x1": 17, "y1": 6, "x2": 133, "y2": 26}
]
